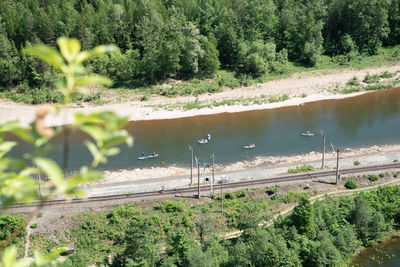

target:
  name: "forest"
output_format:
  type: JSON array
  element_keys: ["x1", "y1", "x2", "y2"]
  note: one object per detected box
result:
[
  {"x1": 2, "y1": 184, "x2": 400, "y2": 266},
  {"x1": 1, "y1": 0, "x2": 400, "y2": 100}
]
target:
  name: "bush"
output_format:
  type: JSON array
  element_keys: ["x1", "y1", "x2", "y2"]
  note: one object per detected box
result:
[
  {"x1": 0, "y1": 214, "x2": 26, "y2": 242},
  {"x1": 368, "y1": 175, "x2": 378, "y2": 181},
  {"x1": 353, "y1": 161, "x2": 360, "y2": 166},
  {"x1": 363, "y1": 73, "x2": 380, "y2": 84},
  {"x1": 345, "y1": 179, "x2": 357, "y2": 189},
  {"x1": 235, "y1": 190, "x2": 246, "y2": 198},
  {"x1": 224, "y1": 192, "x2": 235, "y2": 200},
  {"x1": 156, "y1": 200, "x2": 186, "y2": 213},
  {"x1": 288, "y1": 165, "x2": 315, "y2": 174},
  {"x1": 266, "y1": 186, "x2": 278, "y2": 195},
  {"x1": 379, "y1": 173, "x2": 385, "y2": 178},
  {"x1": 30, "y1": 223, "x2": 38, "y2": 229},
  {"x1": 347, "y1": 77, "x2": 360, "y2": 86},
  {"x1": 281, "y1": 191, "x2": 300, "y2": 203}
]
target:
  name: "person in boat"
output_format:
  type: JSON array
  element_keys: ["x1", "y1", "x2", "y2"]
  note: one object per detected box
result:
[
  {"x1": 251, "y1": 144, "x2": 255, "y2": 147},
  {"x1": 141, "y1": 152, "x2": 145, "y2": 157},
  {"x1": 306, "y1": 130, "x2": 311, "y2": 134},
  {"x1": 207, "y1": 134, "x2": 211, "y2": 140},
  {"x1": 152, "y1": 152, "x2": 156, "y2": 156}
]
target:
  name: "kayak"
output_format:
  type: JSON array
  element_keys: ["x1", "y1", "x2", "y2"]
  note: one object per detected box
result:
[
  {"x1": 243, "y1": 145, "x2": 256, "y2": 149},
  {"x1": 197, "y1": 139, "x2": 209, "y2": 144},
  {"x1": 138, "y1": 154, "x2": 159, "y2": 160},
  {"x1": 302, "y1": 133, "x2": 314, "y2": 136}
]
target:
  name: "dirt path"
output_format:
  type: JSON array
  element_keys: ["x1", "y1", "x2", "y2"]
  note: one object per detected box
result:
[{"x1": 1, "y1": 64, "x2": 400, "y2": 127}]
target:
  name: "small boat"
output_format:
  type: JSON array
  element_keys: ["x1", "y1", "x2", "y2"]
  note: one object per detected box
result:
[
  {"x1": 243, "y1": 144, "x2": 256, "y2": 149},
  {"x1": 138, "y1": 154, "x2": 159, "y2": 160},
  {"x1": 197, "y1": 139, "x2": 209, "y2": 144},
  {"x1": 302, "y1": 132, "x2": 314, "y2": 136}
]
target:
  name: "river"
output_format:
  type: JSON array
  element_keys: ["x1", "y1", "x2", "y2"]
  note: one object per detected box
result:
[
  {"x1": 351, "y1": 237, "x2": 400, "y2": 267},
  {"x1": 9, "y1": 87, "x2": 400, "y2": 171}
]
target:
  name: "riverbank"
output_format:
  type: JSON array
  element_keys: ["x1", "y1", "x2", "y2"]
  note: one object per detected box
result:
[
  {"x1": 100, "y1": 143, "x2": 400, "y2": 185},
  {"x1": 1, "y1": 64, "x2": 400, "y2": 127}
]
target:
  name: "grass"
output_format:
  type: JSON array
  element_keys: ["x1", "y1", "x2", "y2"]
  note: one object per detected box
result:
[
  {"x1": 288, "y1": 164, "x2": 315, "y2": 174},
  {"x1": 149, "y1": 93, "x2": 291, "y2": 111}
]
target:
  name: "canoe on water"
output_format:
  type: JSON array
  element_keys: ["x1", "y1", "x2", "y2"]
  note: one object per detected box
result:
[
  {"x1": 302, "y1": 133, "x2": 314, "y2": 136},
  {"x1": 243, "y1": 145, "x2": 256, "y2": 149},
  {"x1": 197, "y1": 139, "x2": 209, "y2": 144},
  {"x1": 138, "y1": 154, "x2": 159, "y2": 160}
]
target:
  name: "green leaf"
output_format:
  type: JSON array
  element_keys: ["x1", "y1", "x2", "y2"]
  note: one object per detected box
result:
[
  {"x1": 92, "y1": 45, "x2": 120, "y2": 56},
  {"x1": 57, "y1": 37, "x2": 81, "y2": 63},
  {"x1": 104, "y1": 147, "x2": 120, "y2": 157},
  {"x1": 0, "y1": 141, "x2": 17, "y2": 158},
  {"x1": 74, "y1": 51, "x2": 91, "y2": 65},
  {"x1": 34, "y1": 158, "x2": 66, "y2": 192},
  {"x1": 84, "y1": 141, "x2": 104, "y2": 166},
  {"x1": 23, "y1": 45, "x2": 66, "y2": 72},
  {"x1": 0, "y1": 174, "x2": 38, "y2": 206},
  {"x1": 74, "y1": 75, "x2": 113, "y2": 87},
  {"x1": 78, "y1": 124, "x2": 106, "y2": 143},
  {"x1": 103, "y1": 133, "x2": 133, "y2": 149}
]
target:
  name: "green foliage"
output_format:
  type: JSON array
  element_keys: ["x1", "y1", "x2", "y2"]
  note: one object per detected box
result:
[
  {"x1": 345, "y1": 179, "x2": 357, "y2": 189},
  {"x1": 266, "y1": 186, "x2": 278, "y2": 195},
  {"x1": 0, "y1": 37, "x2": 133, "y2": 265},
  {"x1": 1, "y1": 0, "x2": 397, "y2": 99},
  {"x1": 156, "y1": 200, "x2": 186, "y2": 213},
  {"x1": 347, "y1": 77, "x2": 360, "y2": 87},
  {"x1": 353, "y1": 160, "x2": 360, "y2": 166},
  {"x1": 0, "y1": 214, "x2": 25, "y2": 242},
  {"x1": 369, "y1": 175, "x2": 379, "y2": 181},
  {"x1": 379, "y1": 173, "x2": 385, "y2": 178},
  {"x1": 363, "y1": 73, "x2": 381, "y2": 84},
  {"x1": 288, "y1": 165, "x2": 315, "y2": 174}
]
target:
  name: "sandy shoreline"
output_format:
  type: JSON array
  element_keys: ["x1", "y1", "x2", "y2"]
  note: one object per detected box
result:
[
  {"x1": 1, "y1": 64, "x2": 400, "y2": 127},
  {"x1": 101, "y1": 143, "x2": 400, "y2": 184}
]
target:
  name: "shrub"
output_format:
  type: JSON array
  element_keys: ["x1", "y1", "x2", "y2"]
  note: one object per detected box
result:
[
  {"x1": 347, "y1": 77, "x2": 360, "y2": 86},
  {"x1": 345, "y1": 179, "x2": 357, "y2": 189},
  {"x1": 30, "y1": 223, "x2": 38, "y2": 229},
  {"x1": 380, "y1": 71, "x2": 395, "y2": 78},
  {"x1": 353, "y1": 161, "x2": 360, "y2": 166},
  {"x1": 379, "y1": 173, "x2": 385, "y2": 178},
  {"x1": 156, "y1": 200, "x2": 186, "y2": 213},
  {"x1": 0, "y1": 214, "x2": 26, "y2": 242},
  {"x1": 368, "y1": 175, "x2": 378, "y2": 181},
  {"x1": 363, "y1": 73, "x2": 380, "y2": 84},
  {"x1": 224, "y1": 192, "x2": 235, "y2": 200},
  {"x1": 288, "y1": 165, "x2": 315, "y2": 174},
  {"x1": 37, "y1": 212, "x2": 43, "y2": 218},
  {"x1": 266, "y1": 186, "x2": 278, "y2": 195},
  {"x1": 235, "y1": 190, "x2": 246, "y2": 198},
  {"x1": 281, "y1": 190, "x2": 299, "y2": 203},
  {"x1": 394, "y1": 172, "x2": 399, "y2": 178}
]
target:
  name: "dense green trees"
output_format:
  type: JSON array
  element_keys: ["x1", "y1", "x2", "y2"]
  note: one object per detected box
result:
[{"x1": 1, "y1": 0, "x2": 400, "y2": 96}]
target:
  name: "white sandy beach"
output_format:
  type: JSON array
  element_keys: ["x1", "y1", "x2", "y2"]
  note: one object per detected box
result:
[{"x1": 1, "y1": 64, "x2": 399, "y2": 127}]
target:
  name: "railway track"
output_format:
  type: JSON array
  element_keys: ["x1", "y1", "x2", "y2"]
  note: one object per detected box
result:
[{"x1": 6, "y1": 162, "x2": 400, "y2": 208}]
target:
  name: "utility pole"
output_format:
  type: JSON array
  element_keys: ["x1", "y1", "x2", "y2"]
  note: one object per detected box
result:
[
  {"x1": 336, "y1": 148, "x2": 340, "y2": 185},
  {"x1": 221, "y1": 180, "x2": 223, "y2": 213},
  {"x1": 189, "y1": 146, "x2": 193, "y2": 186},
  {"x1": 210, "y1": 154, "x2": 215, "y2": 198},
  {"x1": 196, "y1": 156, "x2": 200, "y2": 199},
  {"x1": 321, "y1": 131, "x2": 326, "y2": 169}
]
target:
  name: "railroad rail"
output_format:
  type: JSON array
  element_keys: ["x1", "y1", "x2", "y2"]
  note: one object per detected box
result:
[{"x1": 6, "y1": 162, "x2": 400, "y2": 208}]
